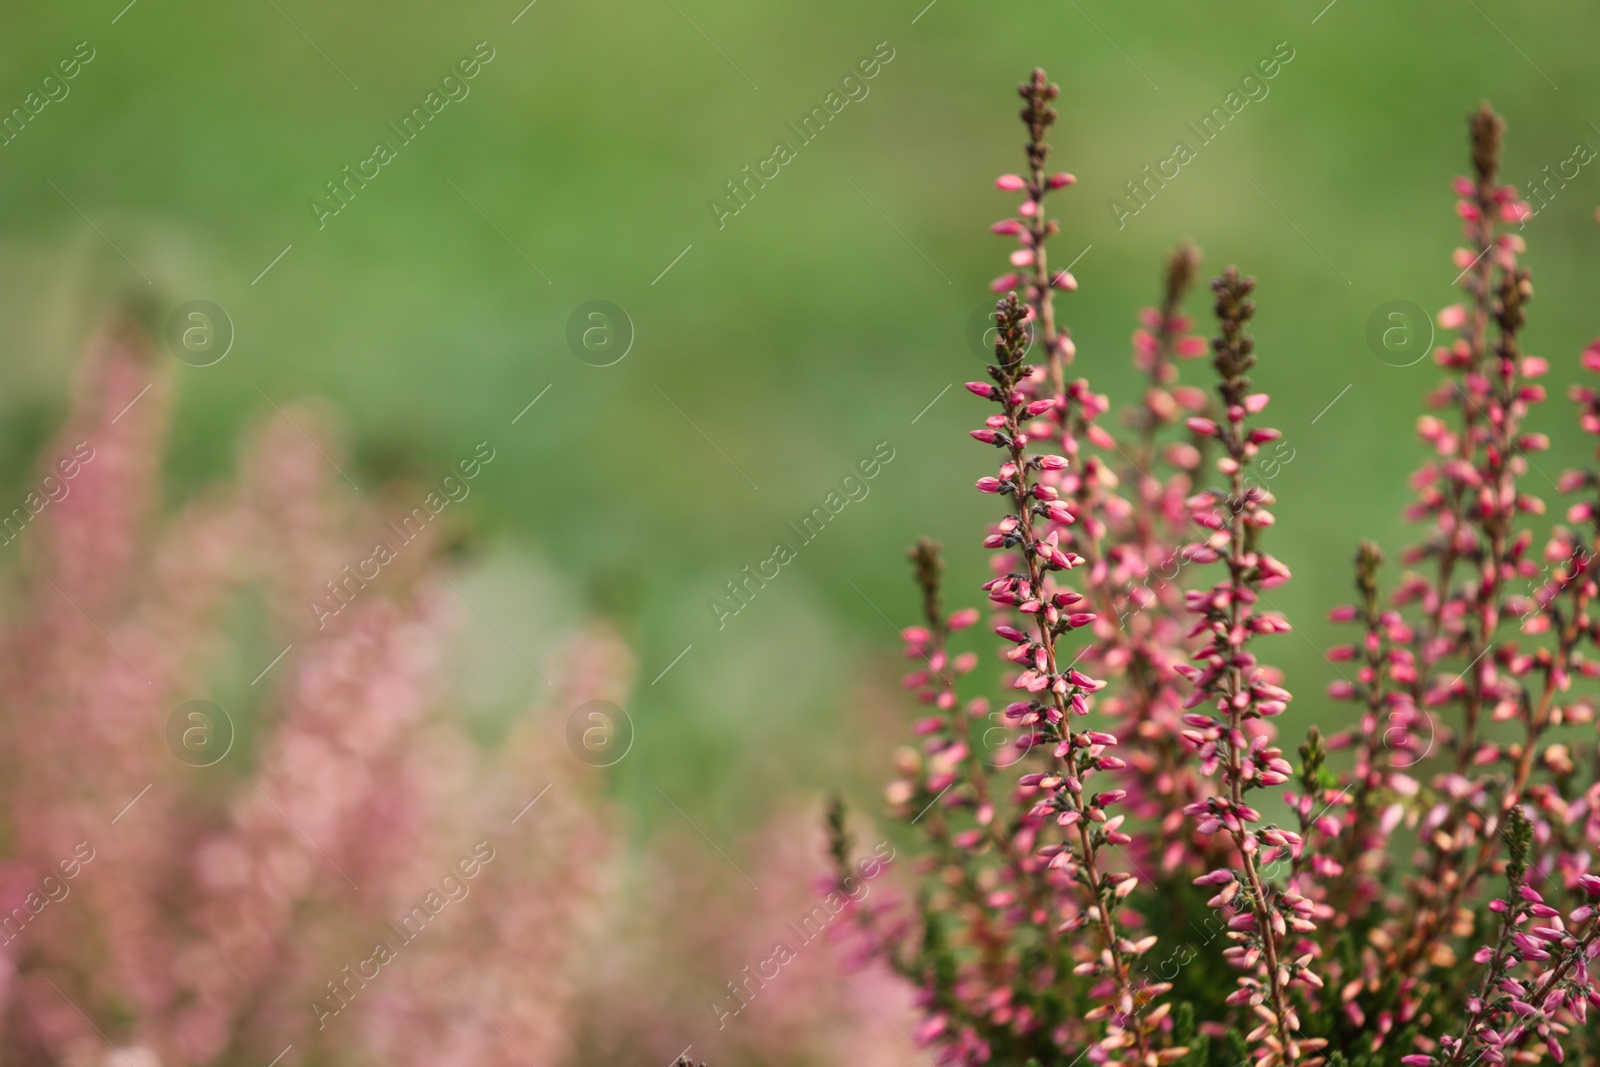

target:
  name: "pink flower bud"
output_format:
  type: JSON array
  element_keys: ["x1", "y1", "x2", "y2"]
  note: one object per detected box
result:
[
  {"x1": 1584, "y1": 341, "x2": 1600, "y2": 374},
  {"x1": 948, "y1": 608, "x2": 980, "y2": 630},
  {"x1": 1048, "y1": 172, "x2": 1075, "y2": 188},
  {"x1": 995, "y1": 174, "x2": 1026, "y2": 191}
]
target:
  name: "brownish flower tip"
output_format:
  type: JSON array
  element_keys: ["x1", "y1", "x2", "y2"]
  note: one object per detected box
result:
[
  {"x1": 1469, "y1": 101, "x2": 1504, "y2": 185},
  {"x1": 1165, "y1": 241, "x2": 1203, "y2": 306}
]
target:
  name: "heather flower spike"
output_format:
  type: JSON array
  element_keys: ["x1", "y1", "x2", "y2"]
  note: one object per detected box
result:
[
  {"x1": 1173, "y1": 267, "x2": 1318, "y2": 1067},
  {"x1": 832, "y1": 69, "x2": 1176, "y2": 1066}
]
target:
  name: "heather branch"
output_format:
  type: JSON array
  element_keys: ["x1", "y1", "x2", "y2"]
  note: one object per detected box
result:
[
  {"x1": 982, "y1": 295, "x2": 1151, "y2": 1058},
  {"x1": 983, "y1": 72, "x2": 1159, "y2": 1060},
  {"x1": 1179, "y1": 269, "x2": 1312, "y2": 1067},
  {"x1": 1317, "y1": 541, "x2": 1401, "y2": 930},
  {"x1": 1389, "y1": 103, "x2": 1544, "y2": 983}
]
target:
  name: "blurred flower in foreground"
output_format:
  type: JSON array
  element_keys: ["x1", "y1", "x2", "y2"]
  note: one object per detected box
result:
[
  {"x1": 0, "y1": 320, "x2": 618, "y2": 1067},
  {"x1": 573, "y1": 803, "x2": 922, "y2": 1067}
]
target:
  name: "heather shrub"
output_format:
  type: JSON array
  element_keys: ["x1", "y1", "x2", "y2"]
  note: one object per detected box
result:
[
  {"x1": 828, "y1": 71, "x2": 1600, "y2": 1067},
  {"x1": 8, "y1": 64, "x2": 1600, "y2": 1067},
  {"x1": 0, "y1": 322, "x2": 617, "y2": 1067}
]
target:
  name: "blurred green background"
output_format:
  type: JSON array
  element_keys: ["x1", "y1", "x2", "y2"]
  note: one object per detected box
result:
[{"x1": 2, "y1": 0, "x2": 1598, "y2": 838}]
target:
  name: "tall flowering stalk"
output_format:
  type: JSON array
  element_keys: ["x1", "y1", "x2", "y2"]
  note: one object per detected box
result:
[
  {"x1": 1176, "y1": 269, "x2": 1315, "y2": 1067},
  {"x1": 979, "y1": 290, "x2": 1154, "y2": 1060},
  {"x1": 838, "y1": 69, "x2": 1215, "y2": 1067},
  {"x1": 1384, "y1": 105, "x2": 1542, "y2": 983},
  {"x1": 981, "y1": 71, "x2": 1165, "y2": 1064},
  {"x1": 1312, "y1": 542, "x2": 1418, "y2": 951},
  {"x1": 1314, "y1": 107, "x2": 1599, "y2": 1066}
]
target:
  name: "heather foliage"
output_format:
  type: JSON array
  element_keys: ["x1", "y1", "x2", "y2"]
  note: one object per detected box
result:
[{"x1": 830, "y1": 72, "x2": 1600, "y2": 1067}]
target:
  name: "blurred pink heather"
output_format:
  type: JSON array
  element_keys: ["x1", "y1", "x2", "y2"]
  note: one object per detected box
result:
[
  {"x1": 702, "y1": 807, "x2": 920, "y2": 1067},
  {"x1": 561, "y1": 796, "x2": 923, "y2": 1067},
  {"x1": 834, "y1": 72, "x2": 1600, "y2": 1067},
  {"x1": 0, "y1": 321, "x2": 620, "y2": 1067}
]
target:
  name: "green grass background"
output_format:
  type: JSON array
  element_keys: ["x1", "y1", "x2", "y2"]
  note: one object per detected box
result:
[{"x1": 3, "y1": 0, "x2": 1599, "y2": 839}]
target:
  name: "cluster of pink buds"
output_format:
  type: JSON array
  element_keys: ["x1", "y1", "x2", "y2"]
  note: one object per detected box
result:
[
  {"x1": 1407, "y1": 812, "x2": 1600, "y2": 1065},
  {"x1": 886, "y1": 538, "x2": 989, "y2": 849},
  {"x1": 1301, "y1": 543, "x2": 1423, "y2": 952}
]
